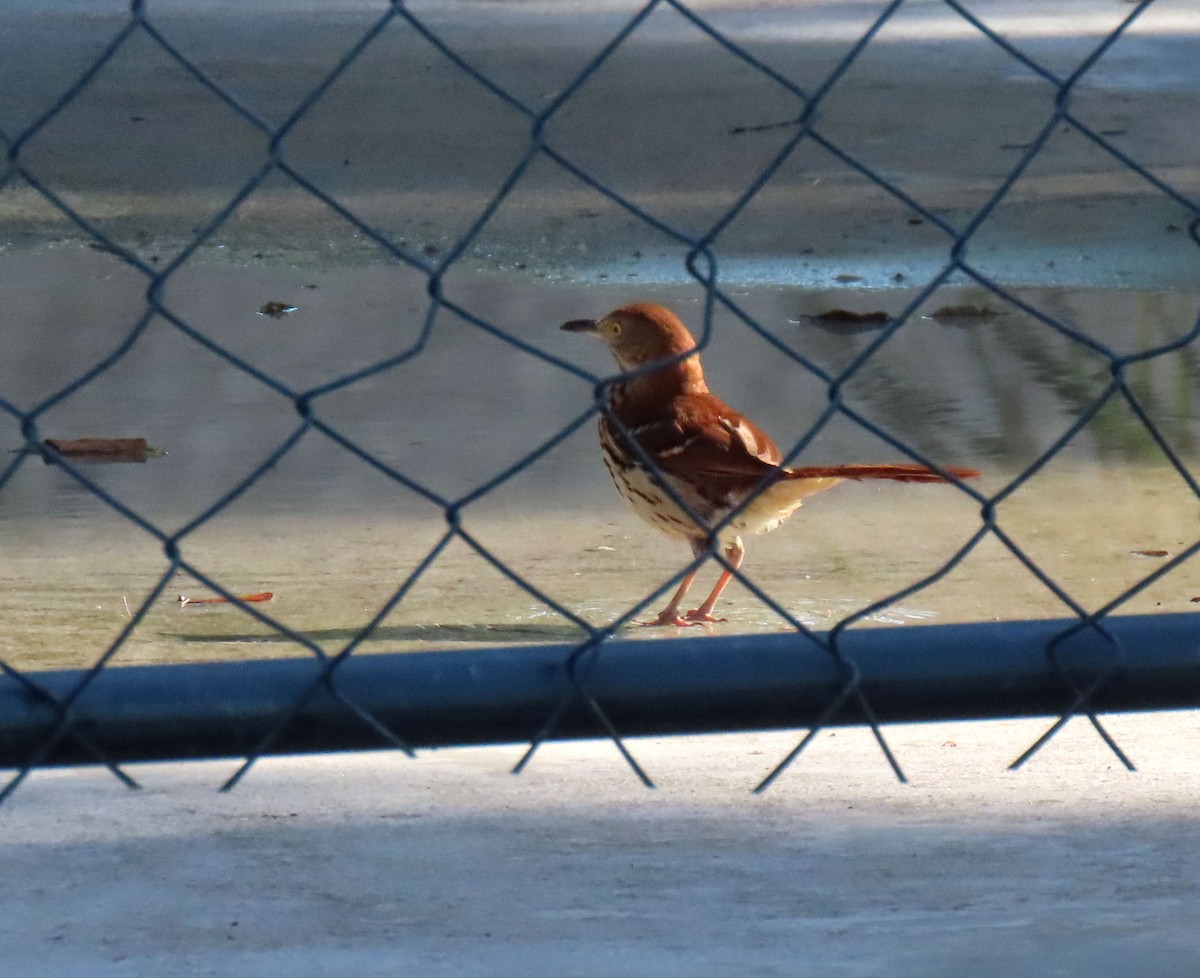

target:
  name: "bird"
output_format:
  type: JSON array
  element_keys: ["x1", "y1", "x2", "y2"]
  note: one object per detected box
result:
[{"x1": 562, "y1": 302, "x2": 980, "y2": 627}]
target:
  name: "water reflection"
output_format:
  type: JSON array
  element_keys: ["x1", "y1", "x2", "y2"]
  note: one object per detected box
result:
[
  {"x1": 3, "y1": 247, "x2": 1200, "y2": 672},
  {"x1": 1, "y1": 247, "x2": 1198, "y2": 529}
]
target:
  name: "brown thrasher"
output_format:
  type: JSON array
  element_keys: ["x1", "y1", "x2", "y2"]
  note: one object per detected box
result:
[{"x1": 562, "y1": 302, "x2": 979, "y2": 627}]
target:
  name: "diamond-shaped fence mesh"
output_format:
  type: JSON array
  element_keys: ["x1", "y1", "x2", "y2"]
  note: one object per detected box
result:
[{"x1": 1, "y1": 0, "x2": 1198, "y2": 805}]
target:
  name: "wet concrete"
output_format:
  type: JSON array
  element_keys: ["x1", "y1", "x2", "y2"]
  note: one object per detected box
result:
[
  {"x1": 2, "y1": 248, "x2": 1198, "y2": 511},
  {"x1": 1, "y1": 0, "x2": 1198, "y2": 673},
  {"x1": 2, "y1": 250, "x2": 1200, "y2": 671}
]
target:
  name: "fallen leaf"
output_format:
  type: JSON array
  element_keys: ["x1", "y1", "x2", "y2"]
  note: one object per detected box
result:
[
  {"x1": 1130, "y1": 549, "x2": 1170, "y2": 558},
  {"x1": 258, "y1": 301, "x2": 298, "y2": 318},
  {"x1": 796, "y1": 309, "x2": 891, "y2": 335},
  {"x1": 41, "y1": 437, "x2": 163, "y2": 463},
  {"x1": 179, "y1": 592, "x2": 274, "y2": 607},
  {"x1": 930, "y1": 304, "x2": 1003, "y2": 321},
  {"x1": 807, "y1": 309, "x2": 890, "y2": 325}
]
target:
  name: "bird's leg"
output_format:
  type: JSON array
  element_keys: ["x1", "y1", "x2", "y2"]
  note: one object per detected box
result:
[
  {"x1": 684, "y1": 537, "x2": 745, "y2": 624},
  {"x1": 642, "y1": 563, "x2": 703, "y2": 627},
  {"x1": 639, "y1": 539, "x2": 712, "y2": 627}
]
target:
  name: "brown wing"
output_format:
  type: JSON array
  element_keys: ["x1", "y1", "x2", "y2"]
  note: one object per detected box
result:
[
  {"x1": 610, "y1": 392, "x2": 981, "y2": 485},
  {"x1": 619, "y1": 393, "x2": 786, "y2": 481}
]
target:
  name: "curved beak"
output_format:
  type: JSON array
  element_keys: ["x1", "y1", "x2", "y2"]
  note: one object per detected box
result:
[{"x1": 561, "y1": 318, "x2": 599, "y2": 335}]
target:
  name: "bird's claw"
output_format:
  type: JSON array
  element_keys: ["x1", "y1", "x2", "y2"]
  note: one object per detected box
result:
[
  {"x1": 633, "y1": 609, "x2": 725, "y2": 627},
  {"x1": 637, "y1": 615, "x2": 692, "y2": 628},
  {"x1": 637, "y1": 610, "x2": 716, "y2": 628}
]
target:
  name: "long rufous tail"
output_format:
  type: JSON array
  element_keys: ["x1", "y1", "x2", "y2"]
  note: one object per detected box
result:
[{"x1": 784, "y1": 463, "x2": 980, "y2": 483}]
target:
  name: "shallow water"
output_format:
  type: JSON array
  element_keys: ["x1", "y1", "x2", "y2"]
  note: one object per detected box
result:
[
  {"x1": 2, "y1": 247, "x2": 1199, "y2": 670},
  {"x1": 2, "y1": 246, "x2": 1198, "y2": 520}
]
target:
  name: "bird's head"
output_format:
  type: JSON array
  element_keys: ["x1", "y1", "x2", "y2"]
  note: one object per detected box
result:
[{"x1": 561, "y1": 303, "x2": 702, "y2": 375}]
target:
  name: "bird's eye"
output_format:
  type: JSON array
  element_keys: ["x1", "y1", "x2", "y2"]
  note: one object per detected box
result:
[{"x1": 610, "y1": 322, "x2": 622, "y2": 336}]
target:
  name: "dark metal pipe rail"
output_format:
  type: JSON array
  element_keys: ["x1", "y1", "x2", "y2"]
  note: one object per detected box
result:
[{"x1": 3, "y1": 612, "x2": 1200, "y2": 769}]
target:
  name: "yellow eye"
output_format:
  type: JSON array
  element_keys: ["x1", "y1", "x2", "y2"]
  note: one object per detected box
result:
[{"x1": 609, "y1": 322, "x2": 622, "y2": 336}]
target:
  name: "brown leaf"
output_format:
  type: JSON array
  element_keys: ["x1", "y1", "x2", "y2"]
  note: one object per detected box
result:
[
  {"x1": 810, "y1": 309, "x2": 890, "y2": 325},
  {"x1": 178, "y1": 592, "x2": 274, "y2": 607},
  {"x1": 258, "y1": 301, "x2": 298, "y2": 318},
  {"x1": 800, "y1": 309, "x2": 891, "y2": 334},
  {"x1": 43, "y1": 437, "x2": 159, "y2": 463},
  {"x1": 1130, "y1": 549, "x2": 1170, "y2": 558},
  {"x1": 930, "y1": 304, "x2": 1002, "y2": 321}
]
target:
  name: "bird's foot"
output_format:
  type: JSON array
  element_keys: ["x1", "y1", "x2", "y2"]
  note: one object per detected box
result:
[
  {"x1": 637, "y1": 609, "x2": 712, "y2": 628},
  {"x1": 683, "y1": 609, "x2": 727, "y2": 624}
]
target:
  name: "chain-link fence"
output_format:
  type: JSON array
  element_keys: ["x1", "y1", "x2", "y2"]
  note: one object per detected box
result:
[{"x1": 2, "y1": 0, "x2": 1199, "y2": 806}]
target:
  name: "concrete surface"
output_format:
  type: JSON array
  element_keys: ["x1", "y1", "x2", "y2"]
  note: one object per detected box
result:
[
  {"x1": 0, "y1": 0, "x2": 1197, "y2": 287},
  {"x1": 4, "y1": 716, "x2": 1200, "y2": 977}
]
